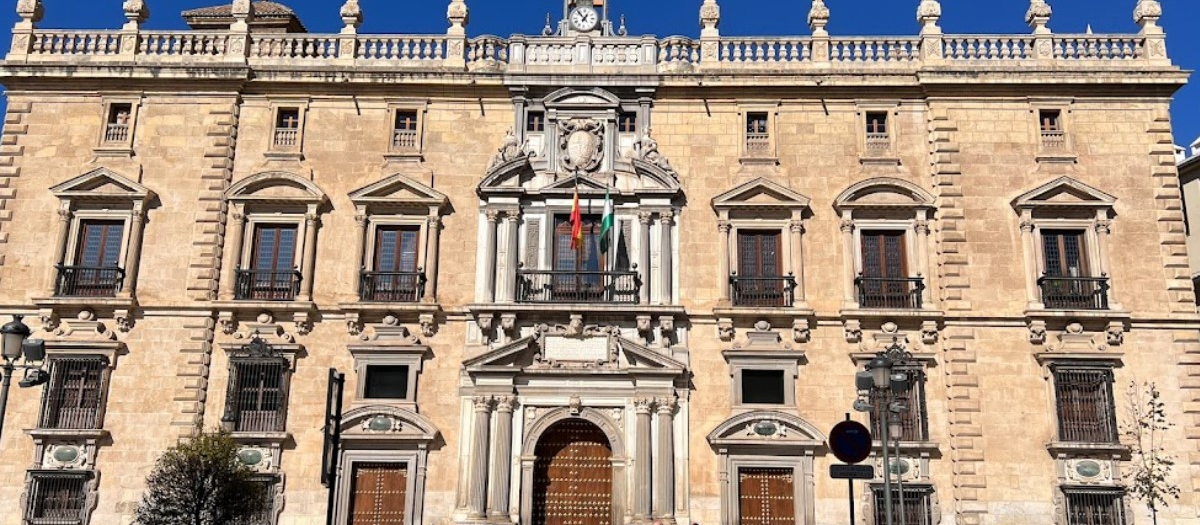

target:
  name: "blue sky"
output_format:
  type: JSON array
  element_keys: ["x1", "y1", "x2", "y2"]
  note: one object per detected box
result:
[{"x1": 4, "y1": 0, "x2": 1198, "y2": 145}]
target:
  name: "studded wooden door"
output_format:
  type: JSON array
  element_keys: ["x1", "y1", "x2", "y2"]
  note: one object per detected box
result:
[
  {"x1": 738, "y1": 467, "x2": 796, "y2": 525},
  {"x1": 532, "y1": 420, "x2": 613, "y2": 525},
  {"x1": 348, "y1": 463, "x2": 408, "y2": 525}
]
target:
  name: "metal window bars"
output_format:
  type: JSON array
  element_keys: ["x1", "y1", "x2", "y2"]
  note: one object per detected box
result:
[
  {"x1": 38, "y1": 357, "x2": 107, "y2": 430},
  {"x1": 730, "y1": 274, "x2": 797, "y2": 308},
  {"x1": 53, "y1": 265, "x2": 124, "y2": 298},
  {"x1": 1063, "y1": 488, "x2": 1128, "y2": 525},
  {"x1": 25, "y1": 472, "x2": 88, "y2": 525},
  {"x1": 872, "y1": 486, "x2": 935, "y2": 525},
  {"x1": 223, "y1": 353, "x2": 290, "y2": 434},
  {"x1": 1054, "y1": 367, "x2": 1118, "y2": 444},
  {"x1": 855, "y1": 275, "x2": 925, "y2": 309}
]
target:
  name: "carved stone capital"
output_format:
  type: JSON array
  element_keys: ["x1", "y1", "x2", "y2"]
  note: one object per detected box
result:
[
  {"x1": 656, "y1": 397, "x2": 678, "y2": 415},
  {"x1": 419, "y1": 313, "x2": 436, "y2": 338},
  {"x1": 789, "y1": 220, "x2": 806, "y2": 235},
  {"x1": 1106, "y1": 321, "x2": 1126, "y2": 347},
  {"x1": 717, "y1": 220, "x2": 732, "y2": 234},
  {"x1": 1020, "y1": 220, "x2": 1036, "y2": 233},
  {"x1": 914, "y1": 220, "x2": 931, "y2": 235},
  {"x1": 639, "y1": 211, "x2": 654, "y2": 226},
  {"x1": 840, "y1": 219, "x2": 855, "y2": 233},
  {"x1": 473, "y1": 396, "x2": 494, "y2": 411},
  {"x1": 354, "y1": 214, "x2": 368, "y2": 226},
  {"x1": 920, "y1": 320, "x2": 939, "y2": 345},
  {"x1": 57, "y1": 209, "x2": 73, "y2": 222},
  {"x1": 659, "y1": 210, "x2": 675, "y2": 225},
  {"x1": 634, "y1": 398, "x2": 654, "y2": 414},
  {"x1": 485, "y1": 210, "x2": 502, "y2": 224},
  {"x1": 495, "y1": 396, "x2": 518, "y2": 413},
  {"x1": 1095, "y1": 219, "x2": 1112, "y2": 235}
]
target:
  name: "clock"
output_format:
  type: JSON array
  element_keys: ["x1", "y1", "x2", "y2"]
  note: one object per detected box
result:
[{"x1": 570, "y1": 6, "x2": 600, "y2": 32}]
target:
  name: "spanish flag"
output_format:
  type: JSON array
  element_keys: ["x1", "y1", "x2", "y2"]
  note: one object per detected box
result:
[{"x1": 570, "y1": 189, "x2": 583, "y2": 251}]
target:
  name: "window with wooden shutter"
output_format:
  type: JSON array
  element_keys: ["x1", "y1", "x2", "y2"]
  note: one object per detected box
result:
[
  {"x1": 76, "y1": 220, "x2": 124, "y2": 268},
  {"x1": 859, "y1": 230, "x2": 920, "y2": 309},
  {"x1": 348, "y1": 463, "x2": 409, "y2": 525},
  {"x1": 1042, "y1": 230, "x2": 1088, "y2": 277},
  {"x1": 733, "y1": 230, "x2": 790, "y2": 307},
  {"x1": 25, "y1": 472, "x2": 89, "y2": 524},
  {"x1": 225, "y1": 358, "x2": 290, "y2": 433},
  {"x1": 1053, "y1": 367, "x2": 1118, "y2": 443},
  {"x1": 363, "y1": 226, "x2": 422, "y2": 302},
  {"x1": 737, "y1": 467, "x2": 795, "y2": 525},
  {"x1": 39, "y1": 357, "x2": 107, "y2": 430},
  {"x1": 872, "y1": 486, "x2": 935, "y2": 525},
  {"x1": 241, "y1": 224, "x2": 300, "y2": 301},
  {"x1": 1063, "y1": 488, "x2": 1127, "y2": 525},
  {"x1": 869, "y1": 367, "x2": 928, "y2": 442}
]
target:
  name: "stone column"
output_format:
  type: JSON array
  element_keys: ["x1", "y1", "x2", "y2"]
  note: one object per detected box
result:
[
  {"x1": 487, "y1": 396, "x2": 517, "y2": 520},
  {"x1": 467, "y1": 396, "x2": 493, "y2": 520},
  {"x1": 717, "y1": 220, "x2": 732, "y2": 304},
  {"x1": 633, "y1": 399, "x2": 654, "y2": 521},
  {"x1": 638, "y1": 212, "x2": 653, "y2": 305},
  {"x1": 659, "y1": 211, "x2": 674, "y2": 305},
  {"x1": 789, "y1": 219, "x2": 806, "y2": 305},
  {"x1": 482, "y1": 211, "x2": 500, "y2": 302},
  {"x1": 653, "y1": 398, "x2": 677, "y2": 520},
  {"x1": 351, "y1": 213, "x2": 368, "y2": 301},
  {"x1": 1019, "y1": 213, "x2": 1040, "y2": 308},
  {"x1": 424, "y1": 214, "x2": 442, "y2": 302},
  {"x1": 914, "y1": 214, "x2": 932, "y2": 307},
  {"x1": 219, "y1": 207, "x2": 247, "y2": 301},
  {"x1": 1095, "y1": 215, "x2": 1116, "y2": 306},
  {"x1": 494, "y1": 211, "x2": 520, "y2": 302},
  {"x1": 119, "y1": 206, "x2": 147, "y2": 298},
  {"x1": 299, "y1": 209, "x2": 320, "y2": 302},
  {"x1": 45, "y1": 207, "x2": 71, "y2": 296},
  {"x1": 840, "y1": 215, "x2": 857, "y2": 308}
]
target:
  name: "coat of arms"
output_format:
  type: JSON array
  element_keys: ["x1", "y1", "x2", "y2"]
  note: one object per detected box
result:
[{"x1": 558, "y1": 118, "x2": 604, "y2": 173}]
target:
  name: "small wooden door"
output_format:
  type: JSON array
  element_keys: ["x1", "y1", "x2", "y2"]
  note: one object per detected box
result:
[
  {"x1": 532, "y1": 420, "x2": 613, "y2": 525},
  {"x1": 738, "y1": 467, "x2": 796, "y2": 525},
  {"x1": 348, "y1": 463, "x2": 408, "y2": 525}
]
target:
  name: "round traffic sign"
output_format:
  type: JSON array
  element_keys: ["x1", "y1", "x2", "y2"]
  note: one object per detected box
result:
[{"x1": 829, "y1": 421, "x2": 873, "y2": 464}]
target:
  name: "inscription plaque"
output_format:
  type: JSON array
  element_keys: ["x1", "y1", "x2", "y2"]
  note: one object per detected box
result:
[{"x1": 543, "y1": 336, "x2": 609, "y2": 362}]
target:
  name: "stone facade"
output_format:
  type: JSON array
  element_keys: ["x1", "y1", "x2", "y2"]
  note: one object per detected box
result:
[{"x1": 0, "y1": 1, "x2": 1195, "y2": 525}]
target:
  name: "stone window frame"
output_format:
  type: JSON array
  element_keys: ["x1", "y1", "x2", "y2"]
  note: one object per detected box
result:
[
  {"x1": 347, "y1": 344, "x2": 427, "y2": 411},
  {"x1": 21, "y1": 469, "x2": 100, "y2": 525},
  {"x1": 334, "y1": 453, "x2": 423, "y2": 525},
  {"x1": 266, "y1": 99, "x2": 310, "y2": 157},
  {"x1": 834, "y1": 178, "x2": 936, "y2": 312},
  {"x1": 856, "y1": 101, "x2": 900, "y2": 161},
  {"x1": 36, "y1": 354, "x2": 113, "y2": 432},
  {"x1": 329, "y1": 406, "x2": 439, "y2": 525},
  {"x1": 1012, "y1": 176, "x2": 1120, "y2": 312},
  {"x1": 1057, "y1": 486, "x2": 1132, "y2": 525},
  {"x1": 218, "y1": 342, "x2": 300, "y2": 438},
  {"x1": 93, "y1": 94, "x2": 142, "y2": 156},
  {"x1": 738, "y1": 102, "x2": 780, "y2": 163},
  {"x1": 384, "y1": 99, "x2": 428, "y2": 160},
  {"x1": 728, "y1": 358, "x2": 798, "y2": 412},
  {"x1": 1030, "y1": 98, "x2": 1076, "y2": 162}
]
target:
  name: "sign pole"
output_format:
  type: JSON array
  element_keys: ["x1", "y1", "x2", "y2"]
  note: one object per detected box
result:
[{"x1": 849, "y1": 479, "x2": 856, "y2": 525}]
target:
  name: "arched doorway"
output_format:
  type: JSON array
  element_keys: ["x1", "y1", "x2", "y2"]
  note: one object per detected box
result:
[{"x1": 532, "y1": 419, "x2": 614, "y2": 525}]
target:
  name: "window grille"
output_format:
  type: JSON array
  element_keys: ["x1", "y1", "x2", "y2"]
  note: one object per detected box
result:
[
  {"x1": 233, "y1": 476, "x2": 278, "y2": 525},
  {"x1": 1063, "y1": 488, "x2": 1127, "y2": 525},
  {"x1": 869, "y1": 367, "x2": 928, "y2": 442},
  {"x1": 872, "y1": 485, "x2": 934, "y2": 525},
  {"x1": 224, "y1": 357, "x2": 290, "y2": 433},
  {"x1": 39, "y1": 357, "x2": 107, "y2": 430},
  {"x1": 1053, "y1": 366, "x2": 1118, "y2": 443},
  {"x1": 25, "y1": 472, "x2": 89, "y2": 525}
]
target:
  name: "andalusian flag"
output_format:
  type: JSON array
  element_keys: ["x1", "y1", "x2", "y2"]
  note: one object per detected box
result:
[
  {"x1": 570, "y1": 189, "x2": 584, "y2": 251},
  {"x1": 599, "y1": 187, "x2": 614, "y2": 253}
]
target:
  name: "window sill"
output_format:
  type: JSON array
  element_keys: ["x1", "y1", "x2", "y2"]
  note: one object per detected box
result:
[
  {"x1": 384, "y1": 151, "x2": 423, "y2": 163},
  {"x1": 859, "y1": 154, "x2": 900, "y2": 166},
  {"x1": 1024, "y1": 308, "x2": 1130, "y2": 320},
  {"x1": 714, "y1": 306, "x2": 814, "y2": 318},
  {"x1": 264, "y1": 150, "x2": 303, "y2": 161},
  {"x1": 1046, "y1": 441, "x2": 1129, "y2": 458},
  {"x1": 230, "y1": 431, "x2": 291, "y2": 446},
  {"x1": 341, "y1": 302, "x2": 439, "y2": 313},
  {"x1": 1035, "y1": 152, "x2": 1078, "y2": 164},
  {"x1": 92, "y1": 145, "x2": 133, "y2": 158},
  {"x1": 214, "y1": 300, "x2": 316, "y2": 312},
  {"x1": 26, "y1": 428, "x2": 109, "y2": 441},
  {"x1": 738, "y1": 156, "x2": 780, "y2": 167},
  {"x1": 34, "y1": 296, "x2": 134, "y2": 309},
  {"x1": 469, "y1": 302, "x2": 686, "y2": 316},
  {"x1": 840, "y1": 307, "x2": 943, "y2": 319},
  {"x1": 871, "y1": 440, "x2": 940, "y2": 455}
]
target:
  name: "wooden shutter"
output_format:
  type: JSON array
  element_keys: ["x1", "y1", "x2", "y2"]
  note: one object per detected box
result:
[
  {"x1": 861, "y1": 230, "x2": 907, "y2": 278},
  {"x1": 738, "y1": 467, "x2": 796, "y2": 525},
  {"x1": 252, "y1": 224, "x2": 299, "y2": 272},
  {"x1": 737, "y1": 231, "x2": 781, "y2": 277},
  {"x1": 1042, "y1": 230, "x2": 1088, "y2": 277},
  {"x1": 374, "y1": 226, "x2": 420, "y2": 273},
  {"x1": 40, "y1": 357, "x2": 106, "y2": 429},
  {"x1": 1054, "y1": 367, "x2": 1117, "y2": 443},
  {"x1": 76, "y1": 220, "x2": 123, "y2": 267},
  {"x1": 228, "y1": 359, "x2": 288, "y2": 433},
  {"x1": 349, "y1": 463, "x2": 409, "y2": 525}
]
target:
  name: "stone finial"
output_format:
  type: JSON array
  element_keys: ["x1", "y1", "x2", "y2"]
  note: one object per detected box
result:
[
  {"x1": 122, "y1": 0, "x2": 148, "y2": 30},
  {"x1": 15, "y1": 0, "x2": 43, "y2": 27},
  {"x1": 1134, "y1": 0, "x2": 1162, "y2": 34},
  {"x1": 231, "y1": 0, "x2": 254, "y2": 30},
  {"x1": 700, "y1": 0, "x2": 720, "y2": 37},
  {"x1": 808, "y1": 0, "x2": 830, "y2": 37},
  {"x1": 340, "y1": 0, "x2": 362, "y2": 34},
  {"x1": 447, "y1": 0, "x2": 468, "y2": 36},
  {"x1": 917, "y1": 0, "x2": 941, "y2": 35},
  {"x1": 1026, "y1": 0, "x2": 1052, "y2": 34}
]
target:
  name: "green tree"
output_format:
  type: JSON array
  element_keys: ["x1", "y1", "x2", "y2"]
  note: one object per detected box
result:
[
  {"x1": 133, "y1": 431, "x2": 266, "y2": 525},
  {"x1": 1123, "y1": 381, "x2": 1180, "y2": 525}
]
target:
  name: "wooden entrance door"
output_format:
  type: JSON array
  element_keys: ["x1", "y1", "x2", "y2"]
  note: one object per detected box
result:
[
  {"x1": 348, "y1": 463, "x2": 408, "y2": 525},
  {"x1": 738, "y1": 467, "x2": 796, "y2": 525},
  {"x1": 532, "y1": 420, "x2": 613, "y2": 525}
]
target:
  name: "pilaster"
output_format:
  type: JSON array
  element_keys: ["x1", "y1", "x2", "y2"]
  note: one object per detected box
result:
[
  {"x1": 467, "y1": 395, "x2": 493, "y2": 519},
  {"x1": 653, "y1": 398, "x2": 677, "y2": 521},
  {"x1": 633, "y1": 398, "x2": 653, "y2": 521}
]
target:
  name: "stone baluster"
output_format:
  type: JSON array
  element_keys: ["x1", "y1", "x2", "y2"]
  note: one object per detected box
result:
[
  {"x1": 424, "y1": 215, "x2": 442, "y2": 302},
  {"x1": 481, "y1": 211, "x2": 500, "y2": 302},
  {"x1": 653, "y1": 398, "x2": 677, "y2": 520},
  {"x1": 45, "y1": 207, "x2": 71, "y2": 296},
  {"x1": 658, "y1": 211, "x2": 674, "y2": 305},
  {"x1": 632, "y1": 399, "x2": 654, "y2": 520},
  {"x1": 445, "y1": 0, "x2": 469, "y2": 69},
  {"x1": 809, "y1": 0, "x2": 830, "y2": 64},
  {"x1": 466, "y1": 396, "x2": 493, "y2": 519},
  {"x1": 917, "y1": 0, "x2": 943, "y2": 63},
  {"x1": 10, "y1": 0, "x2": 44, "y2": 59},
  {"x1": 1028, "y1": 0, "x2": 1054, "y2": 62},
  {"x1": 1135, "y1": 0, "x2": 1168, "y2": 66},
  {"x1": 487, "y1": 396, "x2": 517, "y2": 520},
  {"x1": 298, "y1": 210, "x2": 320, "y2": 302},
  {"x1": 717, "y1": 220, "x2": 731, "y2": 304},
  {"x1": 219, "y1": 207, "x2": 247, "y2": 301},
  {"x1": 698, "y1": 0, "x2": 720, "y2": 67},
  {"x1": 119, "y1": 206, "x2": 147, "y2": 298},
  {"x1": 337, "y1": 0, "x2": 362, "y2": 64},
  {"x1": 638, "y1": 212, "x2": 653, "y2": 304}
]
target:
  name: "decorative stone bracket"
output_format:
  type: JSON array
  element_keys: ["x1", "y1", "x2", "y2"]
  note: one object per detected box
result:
[
  {"x1": 719, "y1": 317, "x2": 810, "y2": 346},
  {"x1": 1028, "y1": 319, "x2": 1127, "y2": 350},
  {"x1": 219, "y1": 311, "x2": 303, "y2": 343},
  {"x1": 853, "y1": 320, "x2": 940, "y2": 353}
]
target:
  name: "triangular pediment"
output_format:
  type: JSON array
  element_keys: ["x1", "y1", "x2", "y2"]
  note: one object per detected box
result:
[
  {"x1": 707, "y1": 410, "x2": 826, "y2": 449},
  {"x1": 349, "y1": 173, "x2": 448, "y2": 209},
  {"x1": 50, "y1": 168, "x2": 152, "y2": 201},
  {"x1": 464, "y1": 333, "x2": 685, "y2": 374},
  {"x1": 713, "y1": 178, "x2": 811, "y2": 211},
  {"x1": 540, "y1": 174, "x2": 617, "y2": 194},
  {"x1": 1012, "y1": 176, "x2": 1117, "y2": 210}
]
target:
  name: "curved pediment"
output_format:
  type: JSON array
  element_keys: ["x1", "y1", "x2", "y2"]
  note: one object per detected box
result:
[
  {"x1": 834, "y1": 177, "x2": 935, "y2": 212},
  {"x1": 338, "y1": 405, "x2": 439, "y2": 442},
  {"x1": 707, "y1": 410, "x2": 826, "y2": 450},
  {"x1": 349, "y1": 173, "x2": 448, "y2": 210},
  {"x1": 713, "y1": 177, "x2": 811, "y2": 211},
  {"x1": 1011, "y1": 176, "x2": 1116, "y2": 211},
  {"x1": 226, "y1": 171, "x2": 328, "y2": 204},
  {"x1": 543, "y1": 87, "x2": 622, "y2": 109},
  {"x1": 51, "y1": 167, "x2": 153, "y2": 202}
]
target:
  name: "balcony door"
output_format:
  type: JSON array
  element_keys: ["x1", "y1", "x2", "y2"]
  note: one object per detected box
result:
[
  {"x1": 736, "y1": 231, "x2": 786, "y2": 307},
  {"x1": 551, "y1": 215, "x2": 606, "y2": 302},
  {"x1": 859, "y1": 230, "x2": 912, "y2": 308},
  {"x1": 367, "y1": 226, "x2": 421, "y2": 302},
  {"x1": 249, "y1": 224, "x2": 298, "y2": 300},
  {"x1": 1041, "y1": 230, "x2": 1100, "y2": 309},
  {"x1": 68, "y1": 220, "x2": 124, "y2": 296}
]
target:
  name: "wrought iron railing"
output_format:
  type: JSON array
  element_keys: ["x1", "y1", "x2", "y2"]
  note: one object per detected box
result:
[
  {"x1": 517, "y1": 269, "x2": 640, "y2": 304},
  {"x1": 1038, "y1": 275, "x2": 1109, "y2": 310},
  {"x1": 54, "y1": 265, "x2": 124, "y2": 297},
  {"x1": 855, "y1": 275, "x2": 925, "y2": 309},
  {"x1": 360, "y1": 270, "x2": 426, "y2": 302},
  {"x1": 234, "y1": 268, "x2": 302, "y2": 301},
  {"x1": 730, "y1": 274, "x2": 797, "y2": 308}
]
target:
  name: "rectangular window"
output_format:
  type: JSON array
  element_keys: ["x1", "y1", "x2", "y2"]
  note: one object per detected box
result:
[
  {"x1": 1053, "y1": 367, "x2": 1118, "y2": 443},
  {"x1": 241, "y1": 476, "x2": 278, "y2": 525},
  {"x1": 392, "y1": 110, "x2": 419, "y2": 151},
  {"x1": 225, "y1": 358, "x2": 290, "y2": 433},
  {"x1": 39, "y1": 357, "x2": 107, "y2": 430},
  {"x1": 273, "y1": 108, "x2": 300, "y2": 148},
  {"x1": 869, "y1": 368, "x2": 928, "y2": 442},
  {"x1": 364, "y1": 365, "x2": 410, "y2": 400},
  {"x1": 1063, "y1": 488, "x2": 1127, "y2": 525},
  {"x1": 741, "y1": 369, "x2": 786, "y2": 405},
  {"x1": 872, "y1": 486, "x2": 935, "y2": 525},
  {"x1": 553, "y1": 215, "x2": 606, "y2": 273},
  {"x1": 25, "y1": 473, "x2": 88, "y2": 524},
  {"x1": 746, "y1": 112, "x2": 770, "y2": 153},
  {"x1": 1040, "y1": 109, "x2": 1067, "y2": 151},
  {"x1": 59, "y1": 220, "x2": 125, "y2": 298},
  {"x1": 1040, "y1": 229, "x2": 1106, "y2": 309},
  {"x1": 619, "y1": 112, "x2": 638, "y2": 134},
  {"x1": 866, "y1": 111, "x2": 890, "y2": 152},
  {"x1": 349, "y1": 463, "x2": 409, "y2": 525},
  {"x1": 104, "y1": 103, "x2": 132, "y2": 144},
  {"x1": 1042, "y1": 230, "x2": 1088, "y2": 277},
  {"x1": 239, "y1": 224, "x2": 300, "y2": 301},
  {"x1": 362, "y1": 226, "x2": 422, "y2": 302},
  {"x1": 734, "y1": 230, "x2": 790, "y2": 307},
  {"x1": 858, "y1": 230, "x2": 920, "y2": 309},
  {"x1": 526, "y1": 111, "x2": 546, "y2": 133},
  {"x1": 738, "y1": 468, "x2": 795, "y2": 525}
]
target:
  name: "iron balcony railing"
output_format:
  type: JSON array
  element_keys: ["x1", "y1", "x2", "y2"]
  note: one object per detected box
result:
[
  {"x1": 234, "y1": 268, "x2": 303, "y2": 301},
  {"x1": 730, "y1": 274, "x2": 797, "y2": 308},
  {"x1": 517, "y1": 269, "x2": 641, "y2": 304},
  {"x1": 1038, "y1": 274, "x2": 1110, "y2": 310},
  {"x1": 855, "y1": 275, "x2": 925, "y2": 309},
  {"x1": 360, "y1": 270, "x2": 426, "y2": 302},
  {"x1": 54, "y1": 265, "x2": 124, "y2": 298}
]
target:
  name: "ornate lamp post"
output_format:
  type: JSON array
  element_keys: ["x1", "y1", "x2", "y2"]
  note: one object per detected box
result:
[
  {"x1": 0, "y1": 315, "x2": 47, "y2": 444},
  {"x1": 855, "y1": 339, "x2": 912, "y2": 525}
]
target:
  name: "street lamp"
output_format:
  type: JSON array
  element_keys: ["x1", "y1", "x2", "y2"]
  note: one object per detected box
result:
[
  {"x1": 855, "y1": 338, "x2": 912, "y2": 525},
  {"x1": 0, "y1": 315, "x2": 47, "y2": 445}
]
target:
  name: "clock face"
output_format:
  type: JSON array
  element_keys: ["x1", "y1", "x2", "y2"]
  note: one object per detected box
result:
[{"x1": 570, "y1": 6, "x2": 600, "y2": 32}]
